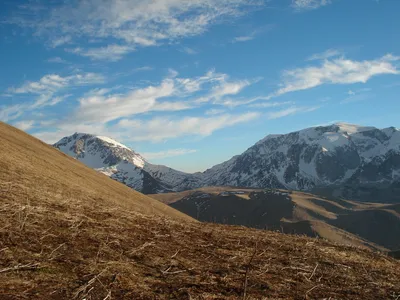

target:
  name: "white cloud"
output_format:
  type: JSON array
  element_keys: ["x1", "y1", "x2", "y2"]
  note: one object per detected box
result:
[
  {"x1": 267, "y1": 106, "x2": 320, "y2": 119},
  {"x1": 142, "y1": 148, "x2": 197, "y2": 160},
  {"x1": 307, "y1": 49, "x2": 342, "y2": 61},
  {"x1": 341, "y1": 88, "x2": 373, "y2": 104},
  {"x1": 214, "y1": 95, "x2": 271, "y2": 107},
  {"x1": 181, "y1": 47, "x2": 198, "y2": 55},
  {"x1": 13, "y1": 120, "x2": 35, "y2": 131},
  {"x1": 194, "y1": 77, "x2": 257, "y2": 104},
  {"x1": 50, "y1": 35, "x2": 72, "y2": 48},
  {"x1": 347, "y1": 90, "x2": 355, "y2": 96},
  {"x1": 341, "y1": 93, "x2": 373, "y2": 104},
  {"x1": 2, "y1": 73, "x2": 104, "y2": 122},
  {"x1": 0, "y1": 104, "x2": 24, "y2": 122},
  {"x1": 67, "y1": 45, "x2": 135, "y2": 61},
  {"x1": 248, "y1": 101, "x2": 293, "y2": 108},
  {"x1": 116, "y1": 112, "x2": 260, "y2": 142},
  {"x1": 176, "y1": 70, "x2": 226, "y2": 94},
  {"x1": 292, "y1": 0, "x2": 332, "y2": 11},
  {"x1": 11, "y1": 0, "x2": 264, "y2": 60},
  {"x1": 33, "y1": 111, "x2": 260, "y2": 144},
  {"x1": 232, "y1": 25, "x2": 274, "y2": 43},
  {"x1": 233, "y1": 36, "x2": 254, "y2": 43},
  {"x1": 8, "y1": 73, "x2": 105, "y2": 95},
  {"x1": 47, "y1": 57, "x2": 69, "y2": 64},
  {"x1": 75, "y1": 79, "x2": 188, "y2": 123},
  {"x1": 205, "y1": 108, "x2": 225, "y2": 115},
  {"x1": 274, "y1": 54, "x2": 399, "y2": 97}
]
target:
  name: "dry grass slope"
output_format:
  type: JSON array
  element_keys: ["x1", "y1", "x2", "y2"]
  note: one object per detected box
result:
[{"x1": 1, "y1": 122, "x2": 400, "y2": 299}]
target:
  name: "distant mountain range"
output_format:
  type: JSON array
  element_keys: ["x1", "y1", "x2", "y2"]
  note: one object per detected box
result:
[{"x1": 54, "y1": 123, "x2": 400, "y2": 202}]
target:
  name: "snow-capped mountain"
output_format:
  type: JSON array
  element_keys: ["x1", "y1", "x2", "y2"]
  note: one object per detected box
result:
[
  {"x1": 54, "y1": 123, "x2": 400, "y2": 201},
  {"x1": 53, "y1": 133, "x2": 188, "y2": 194},
  {"x1": 198, "y1": 123, "x2": 400, "y2": 202}
]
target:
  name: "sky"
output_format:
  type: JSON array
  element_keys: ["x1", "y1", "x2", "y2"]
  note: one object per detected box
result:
[{"x1": 1, "y1": 0, "x2": 400, "y2": 173}]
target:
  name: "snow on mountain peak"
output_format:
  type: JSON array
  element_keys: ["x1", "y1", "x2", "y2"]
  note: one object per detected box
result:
[
  {"x1": 54, "y1": 132, "x2": 146, "y2": 169},
  {"x1": 54, "y1": 132, "x2": 192, "y2": 193},
  {"x1": 96, "y1": 136, "x2": 131, "y2": 150},
  {"x1": 334, "y1": 122, "x2": 375, "y2": 135}
]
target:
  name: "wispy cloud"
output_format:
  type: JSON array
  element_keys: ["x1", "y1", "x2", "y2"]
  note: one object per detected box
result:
[
  {"x1": 13, "y1": 120, "x2": 35, "y2": 131},
  {"x1": 292, "y1": 0, "x2": 332, "y2": 11},
  {"x1": 47, "y1": 57, "x2": 69, "y2": 64},
  {"x1": 3, "y1": 73, "x2": 104, "y2": 122},
  {"x1": 66, "y1": 45, "x2": 135, "y2": 61},
  {"x1": 0, "y1": 104, "x2": 25, "y2": 123},
  {"x1": 232, "y1": 36, "x2": 254, "y2": 43},
  {"x1": 8, "y1": 73, "x2": 104, "y2": 95},
  {"x1": 194, "y1": 77, "x2": 260, "y2": 105},
  {"x1": 267, "y1": 106, "x2": 320, "y2": 119},
  {"x1": 248, "y1": 101, "x2": 293, "y2": 108},
  {"x1": 73, "y1": 70, "x2": 259, "y2": 123},
  {"x1": 9, "y1": 0, "x2": 264, "y2": 60},
  {"x1": 306, "y1": 49, "x2": 342, "y2": 61},
  {"x1": 232, "y1": 24, "x2": 275, "y2": 43},
  {"x1": 49, "y1": 35, "x2": 72, "y2": 48},
  {"x1": 142, "y1": 149, "x2": 197, "y2": 160},
  {"x1": 116, "y1": 112, "x2": 261, "y2": 142},
  {"x1": 33, "y1": 111, "x2": 261, "y2": 144},
  {"x1": 181, "y1": 47, "x2": 198, "y2": 55},
  {"x1": 205, "y1": 108, "x2": 226, "y2": 115},
  {"x1": 273, "y1": 54, "x2": 399, "y2": 97},
  {"x1": 341, "y1": 88, "x2": 373, "y2": 104},
  {"x1": 75, "y1": 79, "x2": 189, "y2": 123}
]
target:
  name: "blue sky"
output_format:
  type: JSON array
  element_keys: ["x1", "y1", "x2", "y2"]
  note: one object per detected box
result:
[{"x1": 1, "y1": 0, "x2": 400, "y2": 172}]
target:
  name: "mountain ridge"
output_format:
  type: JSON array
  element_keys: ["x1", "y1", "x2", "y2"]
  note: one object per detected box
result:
[{"x1": 54, "y1": 122, "x2": 400, "y2": 201}]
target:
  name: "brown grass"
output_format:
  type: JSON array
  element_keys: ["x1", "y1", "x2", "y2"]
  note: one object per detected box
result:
[{"x1": 1, "y1": 122, "x2": 400, "y2": 299}]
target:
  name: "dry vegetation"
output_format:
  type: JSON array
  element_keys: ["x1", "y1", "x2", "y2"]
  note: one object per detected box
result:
[{"x1": 1, "y1": 122, "x2": 400, "y2": 299}]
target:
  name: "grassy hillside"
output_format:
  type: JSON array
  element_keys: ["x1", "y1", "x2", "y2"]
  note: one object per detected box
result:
[
  {"x1": 0, "y1": 122, "x2": 193, "y2": 222},
  {"x1": 1, "y1": 123, "x2": 399, "y2": 299}
]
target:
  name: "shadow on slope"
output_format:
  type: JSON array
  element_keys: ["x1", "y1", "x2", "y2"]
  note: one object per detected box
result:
[
  {"x1": 170, "y1": 190, "x2": 294, "y2": 230},
  {"x1": 330, "y1": 209, "x2": 400, "y2": 250},
  {"x1": 165, "y1": 188, "x2": 400, "y2": 251}
]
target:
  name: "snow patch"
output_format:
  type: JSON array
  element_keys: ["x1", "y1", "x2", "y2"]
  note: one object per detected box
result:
[{"x1": 96, "y1": 136, "x2": 131, "y2": 150}]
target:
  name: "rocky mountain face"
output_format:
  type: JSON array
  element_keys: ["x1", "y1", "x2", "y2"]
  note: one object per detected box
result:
[
  {"x1": 54, "y1": 123, "x2": 400, "y2": 201},
  {"x1": 198, "y1": 123, "x2": 400, "y2": 202}
]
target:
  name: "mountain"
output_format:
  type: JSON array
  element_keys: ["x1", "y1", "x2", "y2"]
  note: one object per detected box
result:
[
  {"x1": 151, "y1": 187, "x2": 400, "y2": 251},
  {"x1": 198, "y1": 123, "x2": 400, "y2": 203},
  {"x1": 53, "y1": 133, "x2": 189, "y2": 194},
  {"x1": 54, "y1": 123, "x2": 400, "y2": 202},
  {"x1": 2, "y1": 121, "x2": 399, "y2": 299}
]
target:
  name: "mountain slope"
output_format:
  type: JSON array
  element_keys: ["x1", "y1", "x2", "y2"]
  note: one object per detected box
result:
[
  {"x1": 199, "y1": 123, "x2": 400, "y2": 202},
  {"x1": 0, "y1": 123, "x2": 193, "y2": 221},
  {"x1": 1, "y1": 122, "x2": 400, "y2": 299},
  {"x1": 53, "y1": 133, "x2": 189, "y2": 194}
]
